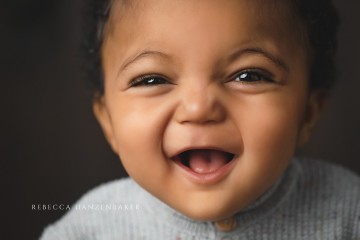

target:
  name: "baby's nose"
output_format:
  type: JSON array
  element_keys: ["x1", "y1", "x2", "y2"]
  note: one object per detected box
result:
[{"x1": 174, "y1": 84, "x2": 226, "y2": 125}]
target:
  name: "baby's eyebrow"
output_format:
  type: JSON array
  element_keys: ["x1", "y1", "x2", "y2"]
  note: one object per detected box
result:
[
  {"x1": 117, "y1": 47, "x2": 289, "y2": 77},
  {"x1": 227, "y1": 47, "x2": 290, "y2": 72},
  {"x1": 118, "y1": 50, "x2": 171, "y2": 75}
]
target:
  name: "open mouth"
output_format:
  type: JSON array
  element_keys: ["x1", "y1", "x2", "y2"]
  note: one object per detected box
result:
[{"x1": 173, "y1": 149, "x2": 236, "y2": 174}]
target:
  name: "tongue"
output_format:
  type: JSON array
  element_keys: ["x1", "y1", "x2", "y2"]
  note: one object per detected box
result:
[{"x1": 188, "y1": 150, "x2": 229, "y2": 174}]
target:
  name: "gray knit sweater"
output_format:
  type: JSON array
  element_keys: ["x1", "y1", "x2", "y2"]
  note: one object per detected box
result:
[{"x1": 40, "y1": 158, "x2": 360, "y2": 239}]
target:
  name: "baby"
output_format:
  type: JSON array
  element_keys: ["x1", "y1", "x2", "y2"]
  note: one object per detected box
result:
[{"x1": 41, "y1": 0, "x2": 360, "y2": 239}]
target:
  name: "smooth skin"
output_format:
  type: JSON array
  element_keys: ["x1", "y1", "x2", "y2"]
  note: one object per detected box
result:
[{"x1": 94, "y1": 0, "x2": 323, "y2": 221}]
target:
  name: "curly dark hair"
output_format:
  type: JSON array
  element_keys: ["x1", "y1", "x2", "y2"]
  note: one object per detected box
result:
[{"x1": 82, "y1": 0, "x2": 339, "y2": 97}]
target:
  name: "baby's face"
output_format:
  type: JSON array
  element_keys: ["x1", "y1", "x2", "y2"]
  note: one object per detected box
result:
[{"x1": 96, "y1": 0, "x2": 320, "y2": 221}]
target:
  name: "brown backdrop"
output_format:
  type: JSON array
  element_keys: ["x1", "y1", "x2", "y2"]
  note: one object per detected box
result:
[{"x1": 1, "y1": 1, "x2": 359, "y2": 239}]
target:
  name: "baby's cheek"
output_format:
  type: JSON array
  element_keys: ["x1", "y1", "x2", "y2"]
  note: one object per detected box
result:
[
  {"x1": 243, "y1": 106, "x2": 300, "y2": 160},
  {"x1": 112, "y1": 114, "x2": 164, "y2": 171}
]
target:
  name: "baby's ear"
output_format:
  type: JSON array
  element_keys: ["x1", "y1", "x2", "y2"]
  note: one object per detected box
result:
[
  {"x1": 93, "y1": 96, "x2": 118, "y2": 153},
  {"x1": 297, "y1": 90, "x2": 327, "y2": 147}
]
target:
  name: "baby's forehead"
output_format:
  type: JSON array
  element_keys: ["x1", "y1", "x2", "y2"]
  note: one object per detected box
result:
[
  {"x1": 106, "y1": 0, "x2": 303, "y2": 44},
  {"x1": 101, "y1": 0, "x2": 308, "y2": 80},
  {"x1": 108, "y1": 0, "x2": 297, "y2": 23}
]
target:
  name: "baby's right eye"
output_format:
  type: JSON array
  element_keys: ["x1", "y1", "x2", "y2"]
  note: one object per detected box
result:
[{"x1": 129, "y1": 74, "x2": 169, "y2": 87}]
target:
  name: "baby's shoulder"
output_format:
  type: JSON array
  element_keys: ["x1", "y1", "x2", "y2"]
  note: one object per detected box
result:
[
  {"x1": 39, "y1": 178, "x2": 141, "y2": 240},
  {"x1": 293, "y1": 158, "x2": 360, "y2": 218},
  {"x1": 74, "y1": 177, "x2": 139, "y2": 204},
  {"x1": 297, "y1": 158, "x2": 360, "y2": 194},
  {"x1": 276, "y1": 159, "x2": 360, "y2": 238}
]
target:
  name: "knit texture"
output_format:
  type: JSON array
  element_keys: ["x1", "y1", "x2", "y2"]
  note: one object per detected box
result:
[{"x1": 40, "y1": 158, "x2": 360, "y2": 240}]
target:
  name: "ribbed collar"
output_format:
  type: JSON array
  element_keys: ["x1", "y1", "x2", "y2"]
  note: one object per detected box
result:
[{"x1": 134, "y1": 159, "x2": 300, "y2": 237}]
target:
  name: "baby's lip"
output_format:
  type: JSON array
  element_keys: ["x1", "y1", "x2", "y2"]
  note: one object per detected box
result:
[
  {"x1": 169, "y1": 146, "x2": 238, "y2": 160},
  {"x1": 169, "y1": 147, "x2": 239, "y2": 184},
  {"x1": 174, "y1": 149, "x2": 235, "y2": 170}
]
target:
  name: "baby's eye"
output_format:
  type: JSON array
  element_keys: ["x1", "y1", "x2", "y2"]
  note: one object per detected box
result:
[
  {"x1": 232, "y1": 70, "x2": 274, "y2": 83},
  {"x1": 129, "y1": 74, "x2": 169, "y2": 87}
]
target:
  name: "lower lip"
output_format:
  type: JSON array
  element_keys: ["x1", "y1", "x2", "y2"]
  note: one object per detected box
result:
[{"x1": 172, "y1": 157, "x2": 238, "y2": 185}]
